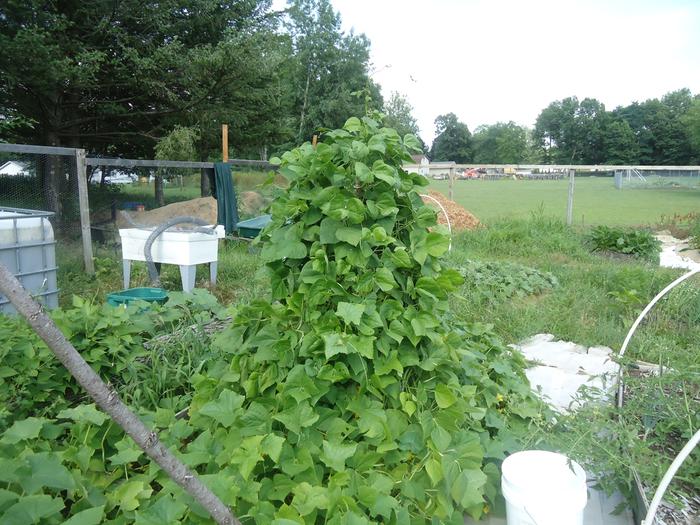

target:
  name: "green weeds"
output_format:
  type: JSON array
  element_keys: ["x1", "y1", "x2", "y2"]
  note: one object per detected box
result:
[{"x1": 588, "y1": 225, "x2": 661, "y2": 263}]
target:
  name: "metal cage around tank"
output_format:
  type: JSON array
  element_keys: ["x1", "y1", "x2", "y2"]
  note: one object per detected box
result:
[{"x1": 0, "y1": 206, "x2": 59, "y2": 313}]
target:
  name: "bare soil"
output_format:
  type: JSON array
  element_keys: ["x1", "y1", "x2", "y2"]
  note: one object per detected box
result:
[{"x1": 422, "y1": 191, "x2": 480, "y2": 231}]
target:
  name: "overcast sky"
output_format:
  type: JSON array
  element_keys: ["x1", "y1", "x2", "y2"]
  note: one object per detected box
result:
[{"x1": 329, "y1": 0, "x2": 700, "y2": 143}]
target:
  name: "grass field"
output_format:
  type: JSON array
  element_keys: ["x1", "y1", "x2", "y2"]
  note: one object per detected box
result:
[{"x1": 430, "y1": 176, "x2": 700, "y2": 226}]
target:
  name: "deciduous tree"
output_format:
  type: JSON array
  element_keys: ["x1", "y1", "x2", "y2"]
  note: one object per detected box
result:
[
  {"x1": 471, "y1": 122, "x2": 528, "y2": 164},
  {"x1": 429, "y1": 113, "x2": 471, "y2": 163}
]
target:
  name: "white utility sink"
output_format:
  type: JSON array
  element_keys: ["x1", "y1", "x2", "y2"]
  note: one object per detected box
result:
[{"x1": 119, "y1": 225, "x2": 224, "y2": 292}]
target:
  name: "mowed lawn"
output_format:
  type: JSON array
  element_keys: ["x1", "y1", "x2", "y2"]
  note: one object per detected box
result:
[{"x1": 430, "y1": 176, "x2": 700, "y2": 226}]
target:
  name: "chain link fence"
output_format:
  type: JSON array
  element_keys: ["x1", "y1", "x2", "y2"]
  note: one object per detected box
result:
[
  {"x1": 616, "y1": 168, "x2": 700, "y2": 190},
  {"x1": 0, "y1": 146, "x2": 82, "y2": 240}
]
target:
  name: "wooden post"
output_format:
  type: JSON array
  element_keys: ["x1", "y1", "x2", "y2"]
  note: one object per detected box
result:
[
  {"x1": 222, "y1": 124, "x2": 229, "y2": 162},
  {"x1": 566, "y1": 168, "x2": 575, "y2": 226},
  {"x1": 448, "y1": 168, "x2": 454, "y2": 201},
  {"x1": 75, "y1": 149, "x2": 95, "y2": 274},
  {"x1": 312, "y1": 134, "x2": 318, "y2": 148}
]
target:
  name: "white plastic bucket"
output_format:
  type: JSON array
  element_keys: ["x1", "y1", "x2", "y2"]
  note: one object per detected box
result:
[{"x1": 501, "y1": 450, "x2": 587, "y2": 525}]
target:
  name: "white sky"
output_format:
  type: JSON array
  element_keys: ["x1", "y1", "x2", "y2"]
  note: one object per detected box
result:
[{"x1": 329, "y1": 0, "x2": 700, "y2": 144}]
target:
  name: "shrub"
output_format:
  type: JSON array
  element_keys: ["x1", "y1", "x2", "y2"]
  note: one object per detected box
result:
[
  {"x1": 588, "y1": 225, "x2": 661, "y2": 263},
  {"x1": 458, "y1": 260, "x2": 558, "y2": 302}
]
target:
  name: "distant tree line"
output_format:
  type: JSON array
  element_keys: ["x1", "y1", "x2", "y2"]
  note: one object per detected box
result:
[{"x1": 429, "y1": 89, "x2": 700, "y2": 166}]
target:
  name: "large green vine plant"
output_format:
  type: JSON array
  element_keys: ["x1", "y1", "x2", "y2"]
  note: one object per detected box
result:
[{"x1": 188, "y1": 116, "x2": 543, "y2": 523}]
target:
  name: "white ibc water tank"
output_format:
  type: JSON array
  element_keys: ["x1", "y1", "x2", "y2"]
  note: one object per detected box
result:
[{"x1": 0, "y1": 207, "x2": 59, "y2": 313}]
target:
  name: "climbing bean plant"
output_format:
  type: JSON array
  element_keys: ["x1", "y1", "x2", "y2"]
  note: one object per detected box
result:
[{"x1": 187, "y1": 116, "x2": 544, "y2": 523}]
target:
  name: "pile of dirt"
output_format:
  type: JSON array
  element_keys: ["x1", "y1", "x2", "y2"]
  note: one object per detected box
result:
[
  {"x1": 116, "y1": 192, "x2": 269, "y2": 228},
  {"x1": 421, "y1": 190, "x2": 480, "y2": 231},
  {"x1": 238, "y1": 191, "x2": 269, "y2": 217}
]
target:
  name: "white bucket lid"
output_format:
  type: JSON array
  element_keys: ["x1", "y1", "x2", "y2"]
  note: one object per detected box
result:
[{"x1": 501, "y1": 450, "x2": 587, "y2": 510}]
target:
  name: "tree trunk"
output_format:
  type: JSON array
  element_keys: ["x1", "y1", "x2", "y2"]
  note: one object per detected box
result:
[
  {"x1": 155, "y1": 173, "x2": 165, "y2": 207},
  {"x1": 200, "y1": 167, "x2": 211, "y2": 197},
  {"x1": 99, "y1": 166, "x2": 111, "y2": 189},
  {"x1": 42, "y1": 131, "x2": 62, "y2": 215},
  {"x1": 259, "y1": 145, "x2": 268, "y2": 161},
  {"x1": 0, "y1": 263, "x2": 239, "y2": 525},
  {"x1": 298, "y1": 68, "x2": 311, "y2": 142}
]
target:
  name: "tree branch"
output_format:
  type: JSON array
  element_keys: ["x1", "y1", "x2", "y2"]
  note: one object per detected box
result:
[{"x1": 0, "y1": 263, "x2": 240, "y2": 525}]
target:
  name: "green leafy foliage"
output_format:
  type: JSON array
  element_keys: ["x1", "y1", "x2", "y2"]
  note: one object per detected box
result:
[
  {"x1": 458, "y1": 260, "x2": 558, "y2": 302},
  {"x1": 688, "y1": 215, "x2": 700, "y2": 250},
  {"x1": 185, "y1": 115, "x2": 545, "y2": 523},
  {"x1": 588, "y1": 225, "x2": 661, "y2": 263},
  {"x1": 550, "y1": 370, "x2": 700, "y2": 504},
  {"x1": 0, "y1": 291, "x2": 222, "y2": 429},
  {"x1": 0, "y1": 118, "x2": 545, "y2": 524}
]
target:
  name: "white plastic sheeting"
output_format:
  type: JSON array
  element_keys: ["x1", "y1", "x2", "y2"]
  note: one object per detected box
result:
[{"x1": 510, "y1": 334, "x2": 619, "y2": 413}]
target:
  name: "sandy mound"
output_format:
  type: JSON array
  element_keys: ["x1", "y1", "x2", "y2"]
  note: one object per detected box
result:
[
  {"x1": 238, "y1": 191, "x2": 269, "y2": 216},
  {"x1": 117, "y1": 192, "x2": 269, "y2": 228},
  {"x1": 118, "y1": 197, "x2": 217, "y2": 228},
  {"x1": 421, "y1": 191, "x2": 480, "y2": 231}
]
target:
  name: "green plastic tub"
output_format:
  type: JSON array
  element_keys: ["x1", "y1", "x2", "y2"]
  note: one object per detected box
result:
[
  {"x1": 236, "y1": 214, "x2": 272, "y2": 239},
  {"x1": 107, "y1": 287, "x2": 168, "y2": 307}
]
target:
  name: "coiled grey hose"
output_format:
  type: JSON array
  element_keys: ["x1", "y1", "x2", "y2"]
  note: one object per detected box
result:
[{"x1": 142, "y1": 216, "x2": 216, "y2": 285}]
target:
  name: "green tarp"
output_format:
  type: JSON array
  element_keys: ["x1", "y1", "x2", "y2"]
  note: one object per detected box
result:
[{"x1": 212, "y1": 162, "x2": 239, "y2": 235}]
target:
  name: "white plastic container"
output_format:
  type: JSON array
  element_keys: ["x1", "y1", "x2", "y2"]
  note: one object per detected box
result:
[
  {"x1": 118, "y1": 225, "x2": 224, "y2": 266},
  {"x1": 0, "y1": 208, "x2": 58, "y2": 313},
  {"x1": 501, "y1": 450, "x2": 587, "y2": 525},
  {"x1": 118, "y1": 225, "x2": 225, "y2": 292}
]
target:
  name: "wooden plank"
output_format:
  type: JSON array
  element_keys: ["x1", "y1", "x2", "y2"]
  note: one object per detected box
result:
[
  {"x1": 567, "y1": 168, "x2": 575, "y2": 226},
  {"x1": 222, "y1": 124, "x2": 229, "y2": 162},
  {"x1": 86, "y1": 157, "x2": 215, "y2": 169},
  {"x1": 75, "y1": 149, "x2": 95, "y2": 275},
  {"x1": 86, "y1": 157, "x2": 273, "y2": 170},
  {"x1": 0, "y1": 143, "x2": 77, "y2": 156}
]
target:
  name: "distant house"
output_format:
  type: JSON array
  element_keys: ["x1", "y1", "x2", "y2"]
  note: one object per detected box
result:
[
  {"x1": 428, "y1": 161, "x2": 456, "y2": 180},
  {"x1": 89, "y1": 167, "x2": 139, "y2": 185},
  {"x1": 403, "y1": 154, "x2": 430, "y2": 177},
  {"x1": 0, "y1": 160, "x2": 29, "y2": 177}
]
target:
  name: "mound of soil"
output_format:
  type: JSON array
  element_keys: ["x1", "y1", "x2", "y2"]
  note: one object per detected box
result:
[
  {"x1": 117, "y1": 192, "x2": 269, "y2": 228},
  {"x1": 421, "y1": 191, "x2": 480, "y2": 231}
]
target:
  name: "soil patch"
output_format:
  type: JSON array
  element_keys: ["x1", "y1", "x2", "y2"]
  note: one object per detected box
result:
[{"x1": 421, "y1": 191, "x2": 480, "y2": 231}]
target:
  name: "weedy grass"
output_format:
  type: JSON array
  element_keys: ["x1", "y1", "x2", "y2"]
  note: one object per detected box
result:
[
  {"x1": 446, "y1": 214, "x2": 699, "y2": 507},
  {"x1": 587, "y1": 225, "x2": 661, "y2": 263}
]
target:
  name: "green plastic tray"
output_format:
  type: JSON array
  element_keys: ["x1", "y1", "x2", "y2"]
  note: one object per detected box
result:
[
  {"x1": 236, "y1": 214, "x2": 272, "y2": 239},
  {"x1": 107, "y1": 287, "x2": 168, "y2": 307}
]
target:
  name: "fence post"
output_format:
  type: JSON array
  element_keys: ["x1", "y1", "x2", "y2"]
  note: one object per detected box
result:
[
  {"x1": 614, "y1": 170, "x2": 623, "y2": 190},
  {"x1": 222, "y1": 124, "x2": 229, "y2": 162},
  {"x1": 75, "y1": 149, "x2": 95, "y2": 274},
  {"x1": 566, "y1": 168, "x2": 575, "y2": 226},
  {"x1": 448, "y1": 168, "x2": 454, "y2": 200}
]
